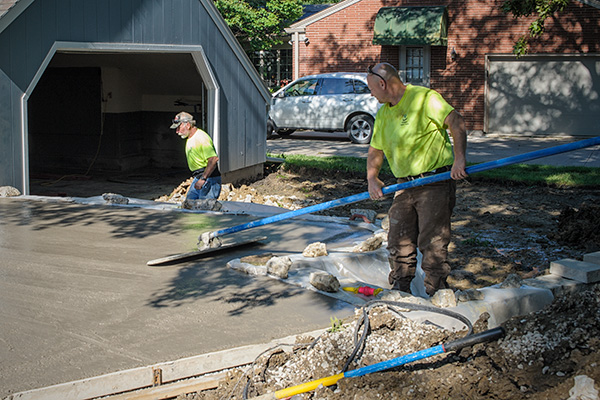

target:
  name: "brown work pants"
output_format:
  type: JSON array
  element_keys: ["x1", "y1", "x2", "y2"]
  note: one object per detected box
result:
[{"x1": 387, "y1": 179, "x2": 456, "y2": 296}]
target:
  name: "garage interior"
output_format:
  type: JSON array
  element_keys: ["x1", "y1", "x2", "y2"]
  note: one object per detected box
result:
[{"x1": 27, "y1": 52, "x2": 209, "y2": 181}]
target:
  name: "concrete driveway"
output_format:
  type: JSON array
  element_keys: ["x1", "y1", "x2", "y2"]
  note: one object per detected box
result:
[
  {"x1": 267, "y1": 132, "x2": 600, "y2": 168},
  {"x1": 3, "y1": 132, "x2": 598, "y2": 398},
  {"x1": 0, "y1": 198, "x2": 364, "y2": 397}
]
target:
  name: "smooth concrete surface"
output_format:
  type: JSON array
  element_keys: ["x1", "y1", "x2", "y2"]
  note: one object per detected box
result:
[
  {"x1": 267, "y1": 132, "x2": 600, "y2": 168},
  {"x1": 0, "y1": 197, "x2": 371, "y2": 398}
]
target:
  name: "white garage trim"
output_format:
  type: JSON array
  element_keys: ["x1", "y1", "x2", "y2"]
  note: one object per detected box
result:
[{"x1": 21, "y1": 41, "x2": 220, "y2": 195}]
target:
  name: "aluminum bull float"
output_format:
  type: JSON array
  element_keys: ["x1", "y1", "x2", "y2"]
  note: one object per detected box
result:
[{"x1": 148, "y1": 136, "x2": 599, "y2": 266}]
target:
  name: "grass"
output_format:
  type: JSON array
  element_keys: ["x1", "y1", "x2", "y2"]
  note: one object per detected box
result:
[{"x1": 267, "y1": 153, "x2": 600, "y2": 188}]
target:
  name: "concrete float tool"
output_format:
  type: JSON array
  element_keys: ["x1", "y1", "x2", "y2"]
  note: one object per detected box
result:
[
  {"x1": 147, "y1": 136, "x2": 600, "y2": 266},
  {"x1": 249, "y1": 327, "x2": 506, "y2": 399}
]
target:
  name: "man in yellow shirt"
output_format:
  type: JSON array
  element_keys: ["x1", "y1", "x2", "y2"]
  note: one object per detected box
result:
[
  {"x1": 366, "y1": 63, "x2": 468, "y2": 297},
  {"x1": 171, "y1": 112, "x2": 221, "y2": 200}
]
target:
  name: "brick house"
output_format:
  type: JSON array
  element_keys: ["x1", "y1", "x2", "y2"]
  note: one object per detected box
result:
[{"x1": 286, "y1": 0, "x2": 600, "y2": 136}]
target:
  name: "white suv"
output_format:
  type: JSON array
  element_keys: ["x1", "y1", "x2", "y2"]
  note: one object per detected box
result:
[{"x1": 267, "y1": 72, "x2": 380, "y2": 144}]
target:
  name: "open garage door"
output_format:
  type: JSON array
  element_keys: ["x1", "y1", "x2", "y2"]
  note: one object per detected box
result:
[
  {"x1": 23, "y1": 43, "x2": 220, "y2": 194},
  {"x1": 486, "y1": 55, "x2": 600, "y2": 136}
]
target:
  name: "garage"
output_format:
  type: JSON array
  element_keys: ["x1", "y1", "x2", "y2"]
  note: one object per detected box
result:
[
  {"x1": 27, "y1": 47, "x2": 212, "y2": 176},
  {"x1": 486, "y1": 54, "x2": 600, "y2": 136},
  {"x1": 0, "y1": 0, "x2": 271, "y2": 194}
]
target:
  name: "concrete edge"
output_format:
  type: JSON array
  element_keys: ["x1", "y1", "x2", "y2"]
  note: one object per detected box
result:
[
  {"x1": 9, "y1": 274, "x2": 595, "y2": 400},
  {"x1": 6, "y1": 328, "x2": 328, "y2": 400}
]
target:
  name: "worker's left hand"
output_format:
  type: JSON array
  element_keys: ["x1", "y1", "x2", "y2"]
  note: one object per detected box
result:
[
  {"x1": 195, "y1": 179, "x2": 206, "y2": 190},
  {"x1": 451, "y1": 158, "x2": 468, "y2": 180}
]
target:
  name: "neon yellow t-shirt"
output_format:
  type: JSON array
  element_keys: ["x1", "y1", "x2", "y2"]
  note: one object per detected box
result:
[
  {"x1": 185, "y1": 129, "x2": 218, "y2": 171},
  {"x1": 370, "y1": 85, "x2": 454, "y2": 178}
]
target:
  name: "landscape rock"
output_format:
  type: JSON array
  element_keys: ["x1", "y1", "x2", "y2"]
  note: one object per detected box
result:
[
  {"x1": 381, "y1": 290, "x2": 430, "y2": 305},
  {"x1": 240, "y1": 253, "x2": 274, "y2": 266},
  {"x1": 102, "y1": 193, "x2": 129, "y2": 204},
  {"x1": 352, "y1": 234, "x2": 384, "y2": 252},
  {"x1": 500, "y1": 273, "x2": 524, "y2": 289},
  {"x1": 309, "y1": 271, "x2": 340, "y2": 292},
  {"x1": 302, "y1": 242, "x2": 328, "y2": 257},
  {"x1": 431, "y1": 289, "x2": 457, "y2": 308},
  {"x1": 182, "y1": 198, "x2": 222, "y2": 211},
  {"x1": 228, "y1": 260, "x2": 267, "y2": 276},
  {"x1": 350, "y1": 208, "x2": 377, "y2": 223},
  {"x1": 266, "y1": 256, "x2": 292, "y2": 279},
  {"x1": 568, "y1": 375, "x2": 598, "y2": 400},
  {"x1": 0, "y1": 186, "x2": 21, "y2": 197},
  {"x1": 381, "y1": 215, "x2": 390, "y2": 231},
  {"x1": 456, "y1": 288, "x2": 485, "y2": 302}
]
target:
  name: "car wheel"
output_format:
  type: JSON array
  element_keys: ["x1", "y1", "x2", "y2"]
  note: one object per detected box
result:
[
  {"x1": 347, "y1": 114, "x2": 374, "y2": 144},
  {"x1": 267, "y1": 120, "x2": 275, "y2": 139},
  {"x1": 277, "y1": 129, "x2": 296, "y2": 137}
]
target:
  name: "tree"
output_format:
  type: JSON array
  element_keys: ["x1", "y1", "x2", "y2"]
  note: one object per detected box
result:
[
  {"x1": 214, "y1": 0, "x2": 303, "y2": 52},
  {"x1": 502, "y1": 0, "x2": 570, "y2": 57}
]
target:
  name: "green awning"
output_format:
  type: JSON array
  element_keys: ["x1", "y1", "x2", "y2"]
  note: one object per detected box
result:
[{"x1": 373, "y1": 6, "x2": 448, "y2": 46}]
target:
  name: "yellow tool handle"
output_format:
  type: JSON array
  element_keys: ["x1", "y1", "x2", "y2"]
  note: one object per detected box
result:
[{"x1": 274, "y1": 373, "x2": 345, "y2": 399}]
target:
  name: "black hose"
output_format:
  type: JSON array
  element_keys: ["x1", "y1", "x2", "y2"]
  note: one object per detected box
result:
[{"x1": 341, "y1": 300, "x2": 473, "y2": 372}]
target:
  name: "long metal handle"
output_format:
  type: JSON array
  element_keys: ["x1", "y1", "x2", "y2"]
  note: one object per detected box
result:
[{"x1": 204, "y1": 136, "x2": 600, "y2": 241}]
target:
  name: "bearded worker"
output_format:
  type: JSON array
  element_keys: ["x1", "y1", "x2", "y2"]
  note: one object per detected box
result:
[
  {"x1": 366, "y1": 63, "x2": 468, "y2": 297},
  {"x1": 171, "y1": 111, "x2": 221, "y2": 200}
]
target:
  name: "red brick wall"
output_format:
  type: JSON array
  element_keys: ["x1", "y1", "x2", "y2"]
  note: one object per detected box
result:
[{"x1": 295, "y1": 0, "x2": 600, "y2": 131}]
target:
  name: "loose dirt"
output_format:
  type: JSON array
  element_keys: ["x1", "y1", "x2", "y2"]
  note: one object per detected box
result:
[
  {"x1": 160, "y1": 163, "x2": 599, "y2": 290},
  {"x1": 160, "y1": 164, "x2": 600, "y2": 400},
  {"x1": 182, "y1": 285, "x2": 600, "y2": 400}
]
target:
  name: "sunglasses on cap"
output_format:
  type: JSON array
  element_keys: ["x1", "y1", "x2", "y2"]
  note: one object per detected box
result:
[
  {"x1": 367, "y1": 65, "x2": 386, "y2": 83},
  {"x1": 170, "y1": 118, "x2": 192, "y2": 129}
]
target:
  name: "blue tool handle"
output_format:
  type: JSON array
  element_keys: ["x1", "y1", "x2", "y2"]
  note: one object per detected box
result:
[
  {"x1": 205, "y1": 136, "x2": 600, "y2": 240},
  {"x1": 344, "y1": 344, "x2": 445, "y2": 378},
  {"x1": 345, "y1": 327, "x2": 505, "y2": 378}
]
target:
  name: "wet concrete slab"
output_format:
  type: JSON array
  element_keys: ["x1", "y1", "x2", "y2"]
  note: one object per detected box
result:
[{"x1": 0, "y1": 197, "x2": 369, "y2": 397}]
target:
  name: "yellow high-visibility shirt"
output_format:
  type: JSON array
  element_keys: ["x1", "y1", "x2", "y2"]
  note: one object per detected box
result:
[
  {"x1": 185, "y1": 129, "x2": 218, "y2": 171},
  {"x1": 370, "y1": 84, "x2": 454, "y2": 178}
]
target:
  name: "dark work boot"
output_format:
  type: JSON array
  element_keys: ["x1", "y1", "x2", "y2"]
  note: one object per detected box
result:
[{"x1": 391, "y1": 277, "x2": 412, "y2": 293}]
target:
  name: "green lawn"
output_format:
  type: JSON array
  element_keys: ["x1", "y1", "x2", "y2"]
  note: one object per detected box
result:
[{"x1": 267, "y1": 153, "x2": 600, "y2": 188}]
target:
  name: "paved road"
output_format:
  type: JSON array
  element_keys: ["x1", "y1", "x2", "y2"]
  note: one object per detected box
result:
[{"x1": 267, "y1": 132, "x2": 600, "y2": 168}]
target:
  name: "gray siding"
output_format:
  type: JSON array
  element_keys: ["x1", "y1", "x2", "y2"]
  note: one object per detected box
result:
[{"x1": 0, "y1": 0, "x2": 269, "y2": 191}]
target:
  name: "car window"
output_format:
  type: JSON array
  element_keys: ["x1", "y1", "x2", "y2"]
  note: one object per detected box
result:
[
  {"x1": 353, "y1": 79, "x2": 370, "y2": 94},
  {"x1": 284, "y1": 78, "x2": 320, "y2": 97},
  {"x1": 319, "y1": 78, "x2": 355, "y2": 95}
]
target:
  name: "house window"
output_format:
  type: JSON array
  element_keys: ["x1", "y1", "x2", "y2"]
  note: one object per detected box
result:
[
  {"x1": 406, "y1": 47, "x2": 424, "y2": 82},
  {"x1": 250, "y1": 49, "x2": 293, "y2": 90},
  {"x1": 279, "y1": 49, "x2": 293, "y2": 87},
  {"x1": 399, "y1": 45, "x2": 430, "y2": 87}
]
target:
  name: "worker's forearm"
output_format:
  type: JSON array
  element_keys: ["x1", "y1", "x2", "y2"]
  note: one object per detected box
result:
[
  {"x1": 367, "y1": 147, "x2": 384, "y2": 181},
  {"x1": 447, "y1": 111, "x2": 467, "y2": 161},
  {"x1": 200, "y1": 157, "x2": 219, "y2": 179}
]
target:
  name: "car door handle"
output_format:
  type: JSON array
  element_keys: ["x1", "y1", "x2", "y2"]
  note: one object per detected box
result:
[{"x1": 342, "y1": 98, "x2": 353, "y2": 102}]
